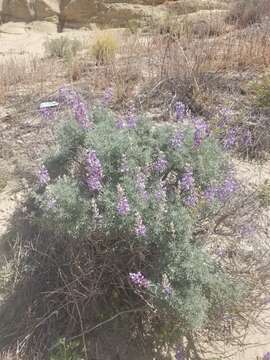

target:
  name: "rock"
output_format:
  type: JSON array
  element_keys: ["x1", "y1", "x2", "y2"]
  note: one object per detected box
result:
[
  {"x1": 63, "y1": 0, "x2": 99, "y2": 26},
  {"x1": 35, "y1": 0, "x2": 60, "y2": 20},
  {"x1": 161, "y1": 0, "x2": 228, "y2": 15},
  {"x1": 96, "y1": 2, "x2": 166, "y2": 27},
  {"x1": 1, "y1": 0, "x2": 35, "y2": 21},
  {"x1": 0, "y1": 21, "x2": 27, "y2": 34},
  {"x1": 26, "y1": 20, "x2": 58, "y2": 33},
  {"x1": 0, "y1": 0, "x2": 3, "y2": 21}
]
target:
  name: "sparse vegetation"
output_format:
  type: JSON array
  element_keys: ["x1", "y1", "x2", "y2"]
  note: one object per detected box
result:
[
  {"x1": 258, "y1": 181, "x2": 270, "y2": 207},
  {"x1": 45, "y1": 37, "x2": 82, "y2": 60},
  {"x1": 249, "y1": 73, "x2": 270, "y2": 108},
  {"x1": 226, "y1": 0, "x2": 270, "y2": 28}
]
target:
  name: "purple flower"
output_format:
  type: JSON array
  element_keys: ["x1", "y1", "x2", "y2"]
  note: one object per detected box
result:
[
  {"x1": 204, "y1": 186, "x2": 218, "y2": 203},
  {"x1": 263, "y1": 352, "x2": 270, "y2": 360},
  {"x1": 193, "y1": 118, "x2": 209, "y2": 147},
  {"x1": 180, "y1": 167, "x2": 195, "y2": 192},
  {"x1": 175, "y1": 102, "x2": 188, "y2": 122},
  {"x1": 217, "y1": 107, "x2": 234, "y2": 127},
  {"x1": 170, "y1": 130, "x2": 184, "y2": 149},
  {"x1": 73, "y1": 96, "x2": 90, "y2": 129},
  {"x1": 38, "y1": 165, "x2": 50, "y2": 186},
  {"x1": 175, "y1": 346, "x2": 185, "y2": 360},
  {"x1": 86, "y1": 150, "x2": 103, "y2": 192},
  {"x1": 59, "y1": 86, "x2": 91, "y2": 129},
  {"x1": 47, "y1": 197, "x2": 56, "y2": 209},
  {"x1": 134, "y1": 214, "x2": 146, "y2": 237},
  {"x1": 116, "y1": 117, "x2": 126, "y2": 129},
  {"x1": 135, "y1": 172, "x2": 148, "y2": 200},
  {"x1": 223, "y1": 128, "x2": 237, "y2": 150},
  {"x1": 39, "y1": 107, "x2": 55, "y2": 120},
  {"x1": 117, "y1": 185, "x2": 130, "y2": 216},
  {"x1": 126, "y1": 105, "x2": 138, "y2": 129},
  {"x1": 242, "y1": 128, "x2": 253, "y2": 146},
  {"x1": 102, "y1": 87, "x2": 113, "y2": 106},
  {"x1": 154, "y1": 154, "x2": 168, "y2": 173},
  {"x1": 129, "y1": 272, "x2": 150, "y2": 288},
  {"x1": 59, "y1": 86, "x2": 77, "y2": 106},
  {"x1": 163, "y1": 285, "x2": 173, "y2": 297},
  {"x1": 217, "y1": 176, "x2": 238, "y2": 201},
  {"x1": 183, "y1": 191, "x2": 198, "y2": 207},
  {"x1": 239, "y1": 224, "x2": 256, "y2": 237}
]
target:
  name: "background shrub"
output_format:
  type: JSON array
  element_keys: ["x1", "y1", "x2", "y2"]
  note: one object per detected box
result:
[
  {"x1": 226, "y1": 0, "x2": 270, "y2": 28},
  {"x1": 45, "y1": 37, "x2": 82, "y2": 60}
]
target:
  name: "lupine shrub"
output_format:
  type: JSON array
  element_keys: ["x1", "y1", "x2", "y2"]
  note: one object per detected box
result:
[{"x1": 0, "y1": 91, "x2": 265, "y2": 359}]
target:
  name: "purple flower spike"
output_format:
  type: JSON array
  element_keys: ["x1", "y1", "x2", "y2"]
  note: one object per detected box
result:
[
  {"x1": 154, "y1": 154, "x2": 168, "y2": 173},
  {"x1": 175, "y1": 102, "x2": 188, "y2": 122},
  {"x1": 73, "y1": 96, "x2": 90, "y2": 129},
  {"x1": 40, "y1": 107, "x2": 55, "y2": 120},
  {"x1": 136, "y1": 172, "x2": 148, "y2": 200},
  {"x1": 129, "y1": 272, "x2": 150, "y2": 288},
  {"x1": 204, "y1": 186, "x2": 218, "y2": 203},
  {"x1": 175, "y1": 346, "x2": 185, "y2": 360},
  {"x1": 223, "y1": 128, "x2": 237, "y2": 150},
  {"x1": 102, "y1": 87, "x2": 113, "y2": 105},
  {"x1": 193, "y1": 118, "x2": 209, "y2": 147},
  {"x1": 126, "y1": 105, "x2": 138, "y2": 129},
  {"x1": 242, "y1": 128, "x2": 253, "y2": 146},
  {"x1": 59, "y1": 86, "x2": 91, "y2": 129},
  {"x1": 217, "y1": 107, "x2": 235, "y2": 127},
  {"x1": 217, "y1": 176, "x2": 238, "y2": 202},
  {"x1": 116, "y1": 117, "x2": 126, "y2": 129},
  {"x1": 86, "y1": 150, "x2": 103, "y2": 192},
  {"x1": 163, "y1": 285, "x2": 173, "y2": 297},
  {"x1": 263, "y1": 352, "x2": 270, "y2": 360},
  {"x1": 181, "y1": 167, "x2": 195, "y2": 192},
  {"x1": 38, "y1": 165, "x2": 50, "y2": 186},
  {"x1": 170, "y1": 130, "x2": 184, "y2": 150},
  {"x1": 135, "y1": 214, "x2": 146, "y2": 237},
  {"x1": 183, "y1": 191, "x2": 198, "y2": 207},
  {"x1": 117, "y1": 185, "x2": 130, "y2": 216}
]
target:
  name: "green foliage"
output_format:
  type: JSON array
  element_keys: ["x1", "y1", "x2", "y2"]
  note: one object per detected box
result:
[
  {"x1": 49, "y1": 338, "x2": 81, "y2": 360},
  {"x1": 91, "y1": 33, "x2": 118, "y2": 64},
  {"x1": 258, "y1": 181, "x2": 270, "y2": 207},
  {"x1": 0, "y1": 175, "x2": 7, "y2": 192},
  {"x1": 249, "y1": 73, "x2": 270, "y2": 108},
  {"x1": 45, "y1": 37, "x2": 82, "y2": 60}
]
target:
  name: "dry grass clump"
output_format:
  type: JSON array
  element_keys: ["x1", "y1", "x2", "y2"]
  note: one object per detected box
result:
[
  {"x1": 91, "y1": 32, "x2": 119, "y2": 65},
  {"x1": 226, "y1": 0, "x2": 270, "y2": 28},
  {"x1": 0, "y1": 56, "x2": 66, "y2": 104}
]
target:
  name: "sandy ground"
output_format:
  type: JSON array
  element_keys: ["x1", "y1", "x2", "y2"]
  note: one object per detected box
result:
[
  {"x1": 0, "y1": 21, "x2": 270, "y2": 360},
  {"x1": 0, "y1": 21, "x2": 124, "y2": 61}
]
